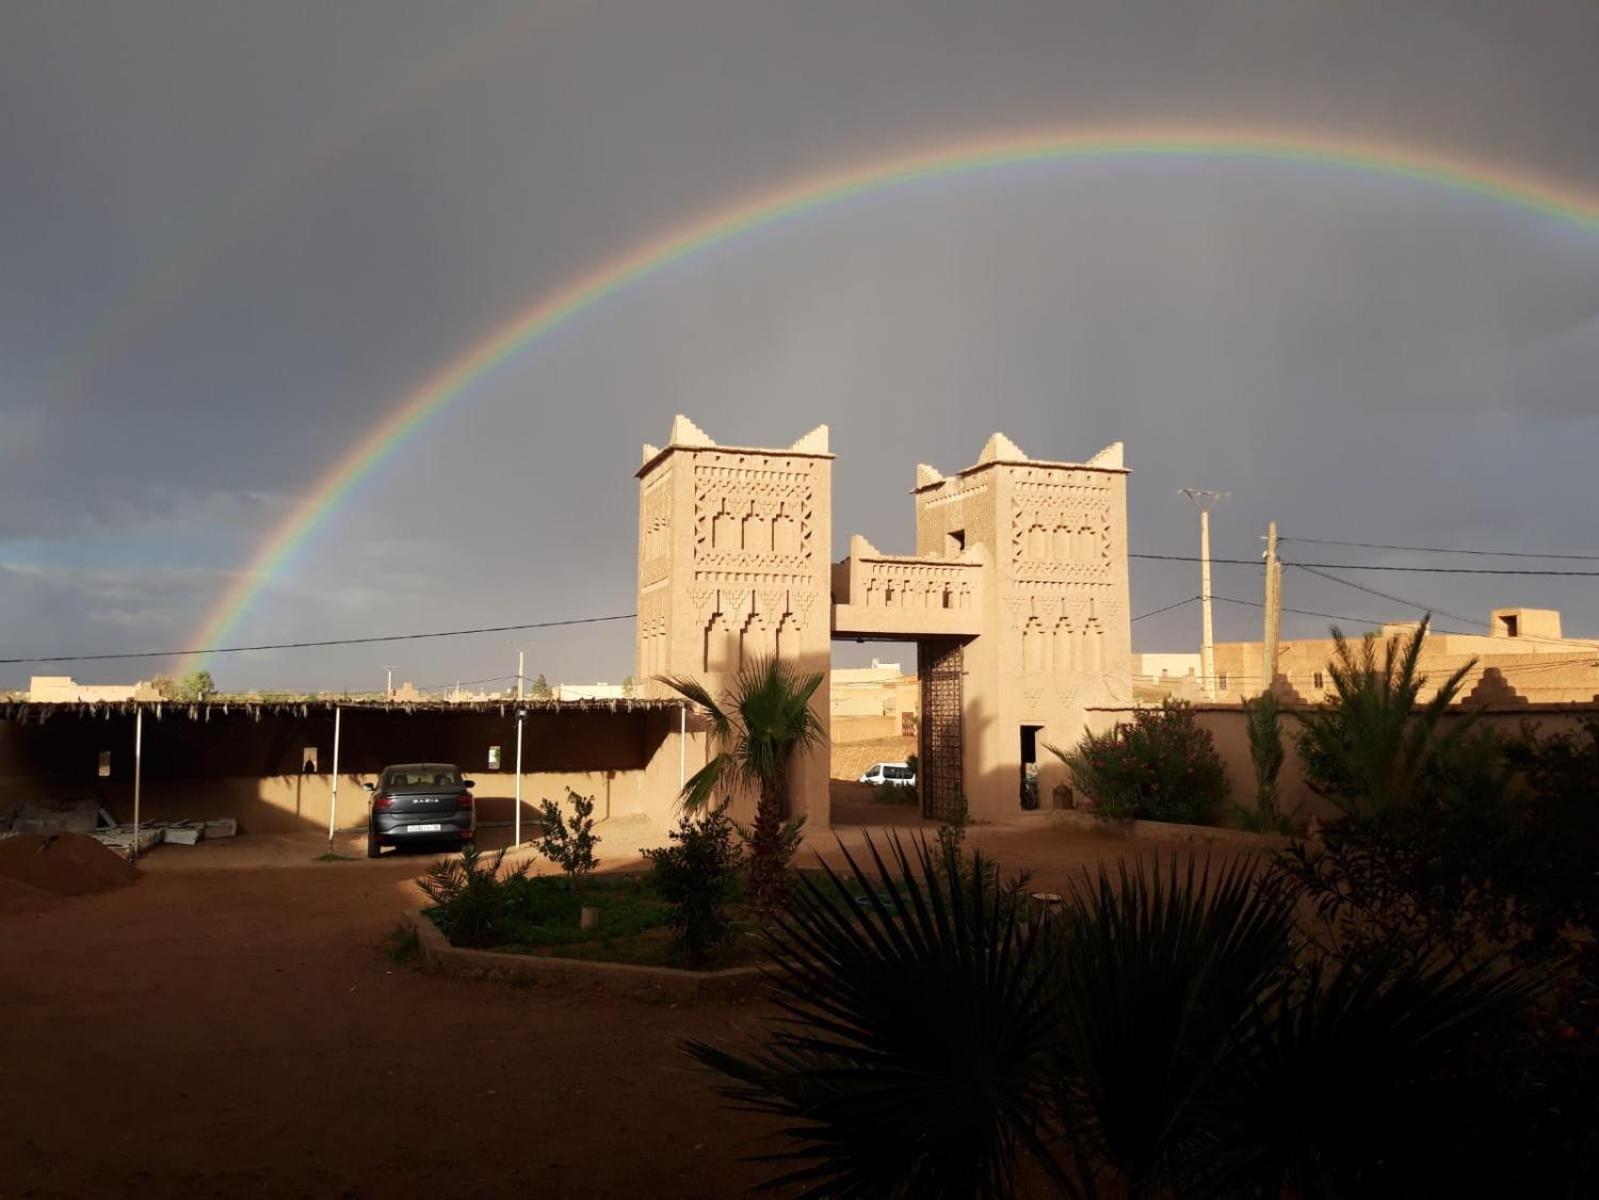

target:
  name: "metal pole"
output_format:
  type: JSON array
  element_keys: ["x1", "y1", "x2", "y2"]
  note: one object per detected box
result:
[
  {"x1": 679, "y1": 703, "x2": 686, "y2": 790},
  {"x1": 328, "y1": 706, "x2": 342, "y2": 851},
  {"x1": 517, "y1": 650, "x2": 524, "y2": 701},
  {"x1": 132, "y1": 706, "x2": 143, "y2": 862},
  {"x1": 513, "y1": 708, "x2": 525, "y2": 846}
]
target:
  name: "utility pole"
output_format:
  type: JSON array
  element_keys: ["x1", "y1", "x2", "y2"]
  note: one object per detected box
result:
[
  {"x1": 1180, "y1": 489, "x2": 1228, "y2": 697},
  {"x1": 1262, "y1": 522, "x2": 1283, "y2": 693},
  {"x1": 517, "y1": 649, "x2": 525, "y2": 701},
  {"x1": 382, "y1": 665, "x2": 397, "y2": 699}
]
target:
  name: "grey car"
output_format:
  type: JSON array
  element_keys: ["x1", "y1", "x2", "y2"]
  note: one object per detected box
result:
[{"x1": 363, "y1": 763, "x2": 476, "y2": 858}]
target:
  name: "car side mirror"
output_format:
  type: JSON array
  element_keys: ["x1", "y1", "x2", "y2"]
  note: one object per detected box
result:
[
  {"x1": 463, "y1": 779, "x2": 475, "y2": 788},
  {"x1": 362, "y1": 782, "x2": 375, "y2": 792}
]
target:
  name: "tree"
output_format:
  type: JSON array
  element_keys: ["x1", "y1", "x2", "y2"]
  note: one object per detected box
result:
[
  {"x1": 165, "y1": 669, "x2": 216, "y2": 702},
  {"x1": 660, "y1": 656, "x2": 826, "y2": 913},
  {"x1": 1294, "y1": 618, "x2": 1475, "y2": 817},
  {"x1": 620, "y1": 675, "x2": 637, "y2": 698}
]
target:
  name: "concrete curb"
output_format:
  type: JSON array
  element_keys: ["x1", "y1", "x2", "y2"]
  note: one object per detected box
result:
[{"x1": 403, "y1": 910, "x2": 766, "y2": 1004}]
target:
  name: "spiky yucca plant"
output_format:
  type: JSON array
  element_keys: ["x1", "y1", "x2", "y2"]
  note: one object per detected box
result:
[
  {"x1": 1052, "y1": 856, "x2": 1297, "y2": 1197},
  {"x1": 686, "y1": 835, "x2": 1062, "y2": 1199},
  {"x1": 660, "y1": 657, "x2": 826, "y2": 912}
]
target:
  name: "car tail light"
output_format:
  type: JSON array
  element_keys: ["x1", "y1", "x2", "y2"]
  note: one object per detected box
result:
[
  {"x1": 457, "y1": 792, "x2": 474, "y2": 810},
  {"x1": 373, "y1": 793, "x2": 394, "y2": 810}
]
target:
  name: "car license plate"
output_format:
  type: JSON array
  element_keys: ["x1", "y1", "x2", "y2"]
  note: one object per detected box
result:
[{"x1": 407, "y1": 823, "x2": 444, "y2": 834}]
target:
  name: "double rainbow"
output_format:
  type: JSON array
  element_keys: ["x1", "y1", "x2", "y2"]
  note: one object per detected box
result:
[{"x1": 180, "y1": 126, "x2": 1599, "y2": 672}]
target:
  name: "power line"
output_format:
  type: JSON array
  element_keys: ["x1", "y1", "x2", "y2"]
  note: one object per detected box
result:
[
  {"x1": 1211, "y1": 594, "x2": 1425, "y2": 631},
  {"x1": 1135, "y1": 552, "x2": 1599, "y2": 576},
  {"x1": 1289, "y1": 565, "x2": 1599, "y2": 650},
  {"x1": 1281, "y1": 535, "x2": 1599, "y2": 562},
  {"x1": 0, "y1": 613, "x2": 638, "y2": 666},
  {"x1": 1132, "y1": 595, "x2": 1200, "y2": 622}
]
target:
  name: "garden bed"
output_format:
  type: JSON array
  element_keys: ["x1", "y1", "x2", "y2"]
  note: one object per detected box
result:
[{"x1": 404, "y1": 905, "x2": 764, "y2": 1003}]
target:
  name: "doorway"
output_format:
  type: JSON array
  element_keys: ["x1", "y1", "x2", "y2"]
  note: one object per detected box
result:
[{"x1": 1019, "y1": 724, "x2": 1042, "y2": 810}]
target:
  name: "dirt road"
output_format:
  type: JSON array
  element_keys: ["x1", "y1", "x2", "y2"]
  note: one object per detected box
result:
[{"x1": 0, "y1": 820, "x2": 1260, "y2": 1198}]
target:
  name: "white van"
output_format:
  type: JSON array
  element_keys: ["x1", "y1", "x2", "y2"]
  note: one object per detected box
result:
[{"x1": 859, "y1": 762, "x2": 916, "y2": 787}]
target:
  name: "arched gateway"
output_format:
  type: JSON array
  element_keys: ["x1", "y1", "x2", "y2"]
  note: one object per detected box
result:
[{"x1": 635, "y1": 416, "x2": 1133, "y2": 826}]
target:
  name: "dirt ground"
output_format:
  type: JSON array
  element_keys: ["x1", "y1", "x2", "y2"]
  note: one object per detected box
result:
[{"x1": 0, "y1": 816, "x2": 1261, "y2": 1199}]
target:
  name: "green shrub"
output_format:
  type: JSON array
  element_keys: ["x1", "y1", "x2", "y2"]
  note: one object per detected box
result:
[
  {"x1": 687, "y1": 848, "x2": 1546, "y2": 1197},
  {"x1": 535, "y1": 789, "x2": 600, "y2": 887},
  {"x1": 1046, "y1": 701, "x2": 1229, "y2": 824},
  {"x1": 418, "y1": 844, "x2": 530, "y2": 948},
  {"x1": 1293, "y1": 618, "x2": 1474, "y2": 817},
  {"x1": 1240, "y1": 689, "x2": 1292, "y2": 832},
  {"x1": 686, "y1": 835, "x2": 1060, "y2": 1198},
  {"x1": 872, "y1": 781, "x2": 919, "y2": 806},
  {"x1": 643, "y1": 805, "x2": 743, "y2": 966}
]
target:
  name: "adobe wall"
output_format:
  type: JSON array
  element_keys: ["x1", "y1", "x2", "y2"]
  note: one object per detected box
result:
[{"x1": 1092, "y1": 704, "x2": 1597, "y2": 823}]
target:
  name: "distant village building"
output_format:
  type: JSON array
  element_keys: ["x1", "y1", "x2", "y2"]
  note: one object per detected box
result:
[
  {"x1": 1131, "y1": 653, "x2": 1203, "y2": 703},
  {"x1": 1143, "y1": 607, "x2": 1599, "y2": 706},
  {"x1": 27, "y1": 676, "x2": 159, "y2": 703},
  {"x1": 830, "y1": 660, "x2": 919, "y2": 741},
  {"x1": 556, "y1": 682, "x2": 629, "y2": 701}
]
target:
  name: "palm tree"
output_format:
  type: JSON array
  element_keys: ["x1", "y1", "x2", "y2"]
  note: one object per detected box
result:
[
  {"x1": 660, "y1": 656, "x2": 826, "y2": 911},
  {"x1": 1295, "y1": 617, "x2": 1475, "y2": 817}
]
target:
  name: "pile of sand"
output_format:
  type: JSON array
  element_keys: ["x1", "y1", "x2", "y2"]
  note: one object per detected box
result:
[{"x1": 0, "y1": 833, "x2": 138, "y2": 898}]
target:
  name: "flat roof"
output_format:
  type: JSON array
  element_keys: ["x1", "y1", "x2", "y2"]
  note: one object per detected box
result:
[{"x1": 0, "y1": 696, "x2": 683, "y2": 723}]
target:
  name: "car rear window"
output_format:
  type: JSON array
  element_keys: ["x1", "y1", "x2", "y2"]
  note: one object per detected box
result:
[{"x1": 383, "y1": 767, "x2": 462, "y2": 789}]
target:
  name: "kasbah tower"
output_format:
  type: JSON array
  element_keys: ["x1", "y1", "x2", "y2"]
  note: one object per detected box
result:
[{"x1": 635, "y1": 415, "x2": 1133, "y2": 830}]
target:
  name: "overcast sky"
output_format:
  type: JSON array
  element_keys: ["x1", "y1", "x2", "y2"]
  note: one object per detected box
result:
[{"x1": 4, "y1": 0, "x2": 1598, "y2": 693}]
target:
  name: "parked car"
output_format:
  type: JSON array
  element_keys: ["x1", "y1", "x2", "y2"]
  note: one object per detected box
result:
[
  {"x1": 363, "y1": 763, "x2": 475, "y2": 858},
  {"x1": 858, "y1": 761, "x2": 916, "y2": 788}
]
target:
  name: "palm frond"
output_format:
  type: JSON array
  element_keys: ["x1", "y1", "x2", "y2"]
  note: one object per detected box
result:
[
  {"x1": 1052, "y1": 854, "x2": 1295, "y2": 1194},
  {"x1": 1202, "y1": 949, "x2": 1548, "y2": 1197},
  {"x1": 685, "y1": 832, "x2": 1068, "y2": 1199},
  {"x1": 657, "y1": 673, "x2": 735, "y2": 742}
]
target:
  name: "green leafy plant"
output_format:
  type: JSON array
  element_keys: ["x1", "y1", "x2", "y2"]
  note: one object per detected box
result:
[
  {"x1": 1046, "y1": 701, "x2": 1229, "y2": 825},
  {"x1": 686, "y1": 834, "x2": 1062, "y2": 1198},
  {"x1": 418, "y1": 844, "x2": 530, "y2": 948},
  {"x1": 1050, "y1": 856, "x2": 1297, "y2": 1195},
  {"x1": 535, "y1": 789, "x2": 600, "y2": 888},
  {"x1": 643, "y1": 804, "x2": 743, "y2": 966},
  {"x1": 383, "y1": 920, "x2": 420, "y2": 964},
  {"x1": 1240, "y1": 689, "x2": 1291, "y2": 832},
  {"x1": 872, "y1": 781, "x2": 919, "y2": 806},
  {"x1": 688, "y1": 847, "x2": 1550, "y2": 1197},
  {"x1": 1293, "y1": 617, "x2": 1475, "y2": 817},
  {"x1": 660, "y1": 656, "x2": 826, "y2": 914}
]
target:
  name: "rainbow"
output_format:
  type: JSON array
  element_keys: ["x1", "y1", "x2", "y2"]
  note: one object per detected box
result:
[{"x1": 181, "y1": 126, "x2": 1599, "y2": 673}]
